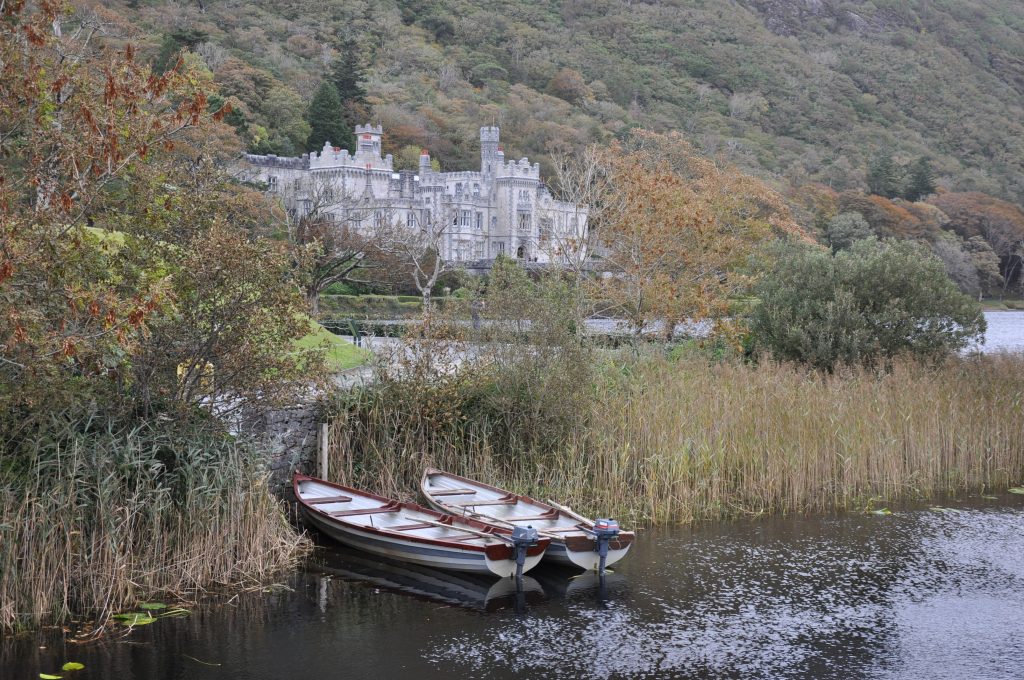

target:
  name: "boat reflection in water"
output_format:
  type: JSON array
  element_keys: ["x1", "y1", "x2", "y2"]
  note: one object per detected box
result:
[
  {"x1": 308, "y1": 547, "x2": 547, "y2": 613},
  {"x1": 530, "y1": 567, "x2": 628, "y2": 603}
]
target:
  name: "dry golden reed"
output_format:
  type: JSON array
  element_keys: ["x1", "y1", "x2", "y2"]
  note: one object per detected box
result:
[
  {"x1": 328, "y1": 354, "x2": 1024, "y2": 526},
  {"x1": 0, "y1": 421, "x2": 309, "y2": 634}
]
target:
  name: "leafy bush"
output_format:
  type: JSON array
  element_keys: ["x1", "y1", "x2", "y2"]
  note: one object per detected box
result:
[{"x1": 750, "y1": 240, "x2": 986, "y2": 370}]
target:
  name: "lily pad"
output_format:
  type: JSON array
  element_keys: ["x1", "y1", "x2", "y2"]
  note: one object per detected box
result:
[
  {"x1": 870, "y1": 508, "x2": 893, "y2": 516},
  {"x1": 982, "y1": 495, "x2": 998, "y2": 500},
  {"x1": 139, "y1": 603, "x2": 167, "y2": 611},
  {"x1": 40, "y1": 674, "x2": 62, "y2": 679},
  {"x1": 160, "y1": 607, "x2": 190, "y2": 618},
  {"x1": 1008, "y1": 487, "x2": 1024, "y2": 495},
  {"x1": 61, "y1": 662, "x2": 85, "y2": 671},
  {"x1": 113, "y1": 612, "x2": 157, "y2": 626}
]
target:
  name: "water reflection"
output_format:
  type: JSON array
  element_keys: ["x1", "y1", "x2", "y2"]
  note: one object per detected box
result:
[
  {"x1": 4, "y1": 495, "x2": 1023, "y2": 679},
  {"x1": 308, "y1": 549, "x2": 546, "y2": 613}
]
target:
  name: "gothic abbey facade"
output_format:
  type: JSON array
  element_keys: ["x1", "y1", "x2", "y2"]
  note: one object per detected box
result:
[{"x1": 242, "y1": 125, "x2": 587, "y2": 264}]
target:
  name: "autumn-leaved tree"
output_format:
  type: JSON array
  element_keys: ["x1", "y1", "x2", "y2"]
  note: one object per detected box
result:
[
  {"x1": 593, "y1": 130, "x2": 804, "y2": 340},
  {"x1": 0, "y1": 2, "x2": 322, "y2": 419},
  {"x1": 929, "y1": 192, "x2": 1024, "y2": 295},
  {"x1": 1, "y1": 3, "x2": 210, "y2": 393}
]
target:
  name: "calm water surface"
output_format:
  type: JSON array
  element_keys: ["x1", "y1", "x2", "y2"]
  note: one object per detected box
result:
[
  {"x1": 5, "y1": 494, "x2": 1024, "y2": 679},
  {"x1": 979, "y1": 311, "x2": 1024, "y2": 353}
]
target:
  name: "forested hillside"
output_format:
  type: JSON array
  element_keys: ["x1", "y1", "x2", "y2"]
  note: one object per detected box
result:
[{"x1": 98, "y1": 0, "x2": 1024, "y2": 292}]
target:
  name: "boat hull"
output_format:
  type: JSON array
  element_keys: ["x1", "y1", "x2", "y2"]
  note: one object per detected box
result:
[
  {"x1": 302, "y1": 509, "x2": 544, "y2": 577},
  {"x1": 294, "y1": 478, "x2": 548, "y2": 578},
  {"x1": 420, "y1": 470, "x2": 635, "y2": 571},
  {"x1": 421, "y1": 497, "x2": 631, "y2": 569}
]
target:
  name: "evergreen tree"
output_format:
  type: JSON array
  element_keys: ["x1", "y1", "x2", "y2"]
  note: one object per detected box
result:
[
  {"x1": 304, "y1": 82, "x2": 350, "y2": 152},
  {"x1": 903, "y1": 156, "x2": 937, "y2": 201},
  {"x1": 867, "y1": 152, "x2": 899, "y2": 198},
  {"x1": 330, "y1": 39, "x2": 368, "y2": 142}
]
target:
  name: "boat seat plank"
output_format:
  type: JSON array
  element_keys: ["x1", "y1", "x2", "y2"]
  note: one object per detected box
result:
[
  {"x1": 505, "y1": 512, "x2": 559, "y2": 522},
  {"x1": 448, "y1": 534, "x2": 488, "y2": 542},
  {"x1": 329, "y1": 504, "x2": 400, "y2": 517},
  {"x1": 386, "y1": 522, "x2": 437, "y2": 532},
  {"x1": 430, "y1": 488, "x2": 478, "y2": 496},
  {"x1": 305, "y1": 495, "x2": 353, "y2": 505},
  {"x1": 453, "y1": 497, "x2": 517, "y2": 507}
]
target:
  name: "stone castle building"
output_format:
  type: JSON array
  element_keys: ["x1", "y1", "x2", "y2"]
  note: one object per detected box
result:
[{"x1": 242, "y1": 125, "x2": 587, "y2": 264}]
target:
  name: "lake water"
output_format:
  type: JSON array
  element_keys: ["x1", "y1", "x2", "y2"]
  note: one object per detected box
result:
[
  {"x1": 978, "y1": 310, "x2": 1024, "y2": 353},
  {"x1": 5, "y1": 493, "x2": 1024, "y2": 679}
]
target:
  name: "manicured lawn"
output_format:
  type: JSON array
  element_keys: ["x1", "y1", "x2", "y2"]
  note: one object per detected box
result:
[{"x1": 295, "y1": 320, "x2": 371, "y2": 371}]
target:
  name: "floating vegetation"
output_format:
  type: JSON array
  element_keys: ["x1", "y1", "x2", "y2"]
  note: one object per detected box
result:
[
  {"x1": 112, "y1": 612, "x2": 157, "y2": 627},
  {"x1": 39, "y1": 661, "x2": 85, "y2": 678},
  {"x1": 113, "y1": 605, "x2": 190, "y2": 628},
  {"x1": 869, "y1": 508, "x2": 893, "y2": 516},
  {"x1": 1009, "y1": 487, "x2": 1024, "y2": 495}
]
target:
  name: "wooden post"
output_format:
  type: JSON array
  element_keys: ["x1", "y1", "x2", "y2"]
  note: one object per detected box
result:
[{"x1": 319, "y1": 422, "x2": 329, "y2": 480}]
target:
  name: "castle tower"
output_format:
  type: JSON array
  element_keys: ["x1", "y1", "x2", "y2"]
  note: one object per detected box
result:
[
  {"x1": 480, "y1": 126, "x2": 500, "y2": 175},
  {"x1": 355, "y1": 123, "x2": 383, "y2": 159}
]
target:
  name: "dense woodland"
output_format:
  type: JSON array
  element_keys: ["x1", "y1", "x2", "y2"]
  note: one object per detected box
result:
[{"x1": 97, "y1": 0, "x2": 1024, "y2": 294}]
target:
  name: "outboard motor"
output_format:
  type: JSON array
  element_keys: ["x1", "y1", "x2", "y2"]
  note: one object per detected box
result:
[
  {"x1": 510, "y1": 525, "x2": 539, "y2": 583},
  {"x1": 592, "y1": 518, "x2": 620, "y2": 575}
]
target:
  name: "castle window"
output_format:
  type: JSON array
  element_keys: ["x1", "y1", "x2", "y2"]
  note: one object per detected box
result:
[
  {"x1": 406, "y1": 212, "x2": 416, "y2": 228},
  {"x1": 518, "y1": 213, "x2": 531, "y2": 231},
  {"x1": 494, "y1": 241, "x2": 505, "y2": 256},
  {"x1": 491, "y1": 216, "x2": 497, "y2": 229},
  {"x1": 475, "y1": 212, "x2": 483, "y2": 230},
  {"x1": 267, "y1": 175, "x2": 278, "y2": 191},
  {"x1": 455, "y1": 183, "x2": 462, "y2": 195},
  {"x1": 540, "y1": 218, "x2": 552, "y2": 244},
  {"x1": 473, "y1": 183, "x2": 480, "y2": 196},
  {"x1": 474, "y1": 242, "x2": 485, "y2": 259},
  {"x1": 460, "y1": 210, "x2": 471, "y2": 227}
]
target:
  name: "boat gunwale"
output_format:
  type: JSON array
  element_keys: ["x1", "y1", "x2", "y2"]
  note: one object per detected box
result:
[
  {"x1": 294, "y1": 474, "x2": 549, "y2": 560},
  {"x1": 420, "y1": 468, "x2": 637, "y2": 550}
]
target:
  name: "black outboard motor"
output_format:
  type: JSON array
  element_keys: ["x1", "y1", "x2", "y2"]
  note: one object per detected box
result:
[
  {"x1": 510, "y1": 525, "x2": 539, "y2": 583},
  {"x1": 592, "y1": 518, "x2": 620, "y2": 575}
]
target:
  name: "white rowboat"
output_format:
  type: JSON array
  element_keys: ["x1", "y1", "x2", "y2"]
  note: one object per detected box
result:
[
  {"x1": 420, "y1": 469, "x2": 634, "y2": 571},
  {"x1": 294, "y1": 474, "x2": 549, "y2": 578}
]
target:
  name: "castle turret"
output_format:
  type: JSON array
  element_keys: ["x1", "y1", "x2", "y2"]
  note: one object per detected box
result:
[
  {"x1": 419, "y1": 148, "x2": 431, "y2": 175},
  {"x1": 480, "y1": 126, "x2": 500, "y2": 175},
  {"x1": 355, "y1": 123, "x2": 383, "y2": 159}
]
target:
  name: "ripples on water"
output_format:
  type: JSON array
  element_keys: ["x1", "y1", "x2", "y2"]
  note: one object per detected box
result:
[
  {"x1": 4, "y1": 497, "x2": 1023, "y2": 679},
  {"x1": 434, "y1": 503, "x2": 1024, "y2": 679}
]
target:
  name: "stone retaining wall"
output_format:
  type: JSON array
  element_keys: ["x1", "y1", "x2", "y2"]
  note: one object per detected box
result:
[{"x1": 247, "y1": 404, "x2": 320, "y2": 499}]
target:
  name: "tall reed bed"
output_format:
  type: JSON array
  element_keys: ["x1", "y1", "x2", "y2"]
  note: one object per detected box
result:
[
  {"x1": 326, "y1": 353, "x2": 1024, "y2": 525},
  {"x1": 0, "y1": 413, "x2": 308, "y2": 634}
]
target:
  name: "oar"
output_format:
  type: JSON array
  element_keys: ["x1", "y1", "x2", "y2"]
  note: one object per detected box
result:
[
  {"x1": 400, "y1": 516, "x2": 510, "y2": 543},
  {"x1": 545, "y1": 499, "x2": 594, "y2": 527},
  {"x1": 447, "y1": 510, "x2": 572, "y2": 540}
]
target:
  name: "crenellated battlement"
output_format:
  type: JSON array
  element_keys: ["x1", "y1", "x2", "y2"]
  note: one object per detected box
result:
[
  {"x1": 242, "y1": 121, "x2": 587, "y2": 266},
  {"x1": 244, "y1": 153, "x2": 310, "y2": 170},
  {"x1": 355, "y1": 123, "x2": 383, "y2": 136}
]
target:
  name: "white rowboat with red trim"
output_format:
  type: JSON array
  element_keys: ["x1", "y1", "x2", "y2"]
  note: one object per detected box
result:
[
  {"x1": 420, "y1": 469, "x2": 635, "y2": 572},
  {"x1": 294, "y1": 474, "x2": 549, "y2": 578}
]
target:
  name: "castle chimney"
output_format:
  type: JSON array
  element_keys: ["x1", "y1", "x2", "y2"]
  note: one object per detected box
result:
[{"x1": 419, "y1": 148, "x2": 431, "y2": 174}]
